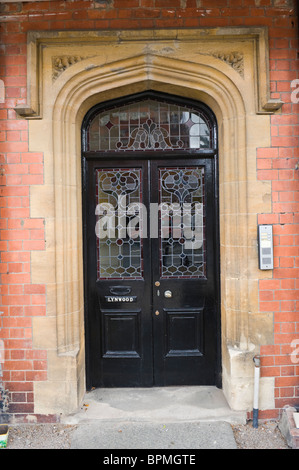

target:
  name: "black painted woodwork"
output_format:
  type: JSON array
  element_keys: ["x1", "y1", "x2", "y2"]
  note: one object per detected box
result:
[{"x1": 82, "y1": 92, "x2": 221, "y2": 389}]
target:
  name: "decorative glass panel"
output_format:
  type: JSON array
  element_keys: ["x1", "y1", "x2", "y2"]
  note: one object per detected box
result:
[
  {"x1": 87, "y1": 99, "x2": 212, "y2": 151},
  {"x1": 95, "y1": 169, "x2": 143, "y2": 279},
  {"x1": 159, "y1": 167, "x2": 206, "y2": 278}
]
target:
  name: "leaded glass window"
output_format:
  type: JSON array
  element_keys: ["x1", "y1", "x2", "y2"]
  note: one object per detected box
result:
[
  {"x1": 95, "y1": 169, "x2": 144, "y2": 280},
  {"x1": 159, "y1": 167, "x2": 206, "y2": 278},
  {"x1": 87, "y1": 99, "x2": 213, "y2": 151}
]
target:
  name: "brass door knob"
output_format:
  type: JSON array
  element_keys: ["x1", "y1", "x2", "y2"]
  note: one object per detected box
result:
[
  {"x1": 164, "y1": 290, "x2": 172, "y2": 298},
  {"x1": 155, "y1": 310, "x2": 160, "y2": 316}
]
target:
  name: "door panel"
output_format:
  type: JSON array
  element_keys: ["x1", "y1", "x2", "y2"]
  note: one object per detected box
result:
[
  {"x1": 85, "y1": 159, "x2": 152, "y2": 387},
  {"x1": 151, "y1": 159, "x2": 216, "y2": 385},
  {"x1": 101, "y1": 309, "x2": 141, "y2": 358},
  {"x1": 164, "y1": 308, "x2": 204, "y2": 356},
  {"x1": 83, "y1": 156, "x2": 218, "y2": 388}
]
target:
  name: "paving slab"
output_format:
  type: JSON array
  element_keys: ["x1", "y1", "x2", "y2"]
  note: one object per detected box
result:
[{"x1": 70, "y1": 420, "x2": 238, "y2": 449}]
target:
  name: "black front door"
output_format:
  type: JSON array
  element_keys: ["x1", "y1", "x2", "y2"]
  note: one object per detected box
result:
[{"x1": 83, "y1": 155, "x2": 220, "y2": 388}]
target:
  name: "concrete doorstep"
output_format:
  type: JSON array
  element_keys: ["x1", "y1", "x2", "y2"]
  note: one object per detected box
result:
[{"x1": 61, "y1": 386, "x2": 246, "y2": 450}]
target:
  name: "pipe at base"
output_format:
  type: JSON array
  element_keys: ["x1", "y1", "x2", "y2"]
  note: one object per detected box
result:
[{"x1": 253, "y1": 355, "x2": 261, "y2": 429}]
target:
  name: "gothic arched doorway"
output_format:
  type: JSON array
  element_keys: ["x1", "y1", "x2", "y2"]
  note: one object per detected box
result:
[{"x1": 82, "y1": 91, "x2": 221, "y2": 389}]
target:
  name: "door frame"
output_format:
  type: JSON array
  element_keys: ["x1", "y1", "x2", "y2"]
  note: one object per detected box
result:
[{"x1": 81, "y1": 91, "x2": 222, "y2": 390}]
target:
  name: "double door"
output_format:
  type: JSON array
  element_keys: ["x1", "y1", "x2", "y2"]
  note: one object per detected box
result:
[{"x1": 83, "y1": 155, "x2": 220, "y2": 388}]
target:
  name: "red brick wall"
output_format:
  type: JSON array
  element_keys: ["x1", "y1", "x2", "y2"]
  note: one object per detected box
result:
[{"x1": 0, "y1": 0, "x2": 298, "y2": 421}]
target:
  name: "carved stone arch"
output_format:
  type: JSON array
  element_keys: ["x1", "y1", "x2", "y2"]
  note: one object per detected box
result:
[{"x1": 24, "y1": 30, "x2": 277, "y2": 414}]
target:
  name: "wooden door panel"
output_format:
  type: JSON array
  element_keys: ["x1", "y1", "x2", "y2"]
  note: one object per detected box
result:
[
  {"x1": 164, "y1": 308, "x2": 204, "y2": 357},
  {"x1": 151, "y1": 159, "x2": 216, "y2": 386},
  {"x1": 101, "y1": 309, "x2": 141, "y2": 358}
]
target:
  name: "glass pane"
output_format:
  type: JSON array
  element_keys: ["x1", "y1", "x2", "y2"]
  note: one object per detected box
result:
[
  {"x1": 87, "y1": 99, "x2": 212, "y2": 151},
  {"x1": 95, "y1": 169, "x2": 144, "y2": 280},
  {"x1": 159, "y1": 167, "x2": 206, "y2": 279}
]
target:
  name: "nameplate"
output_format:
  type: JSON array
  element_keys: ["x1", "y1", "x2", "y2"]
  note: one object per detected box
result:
[{"x1": 105, "y1": 296, "x2": 137, "y2": 303}]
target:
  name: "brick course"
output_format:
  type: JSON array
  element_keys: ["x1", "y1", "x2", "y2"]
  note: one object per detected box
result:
[{"x1": 0, "y1": 0, "x2": 298, "y2": 421}]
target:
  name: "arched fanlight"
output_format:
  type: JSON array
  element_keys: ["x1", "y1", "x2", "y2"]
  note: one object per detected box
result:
[{"x1": 84, "y1": 93, "x2": 215, "y2": 152}]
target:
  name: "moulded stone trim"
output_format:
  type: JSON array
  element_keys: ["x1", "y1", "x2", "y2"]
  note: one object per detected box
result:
[
  {"x1": 52, "y1": 55, "x2": 93, "y2": 81},
  {"x1": 50, "y1": 52, "x2": 250, "y2": 357},
  {"x1": 16, "y1": 27, "x2": 283, "y2": 119}
]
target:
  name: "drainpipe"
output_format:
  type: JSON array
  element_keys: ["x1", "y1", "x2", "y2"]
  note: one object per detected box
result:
[{"x1": 253, "y1": 355, "x2": 261, "y2": 428}]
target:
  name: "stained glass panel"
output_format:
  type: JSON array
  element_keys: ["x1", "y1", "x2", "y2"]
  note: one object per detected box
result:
[
  {"x1": 159, "y1": 167, "x2": 206, "y2": 278},
  {"x1": 95, "y1": 169, "x2": 143, "y2": 279},
  {"x1": 88, "y1": 99, "x2": 212, "y2": 151}
]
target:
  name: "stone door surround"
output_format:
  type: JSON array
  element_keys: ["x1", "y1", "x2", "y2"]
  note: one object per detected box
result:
[{"x1": 16, "y1": 28, "x2": 281, "y2": 414}]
